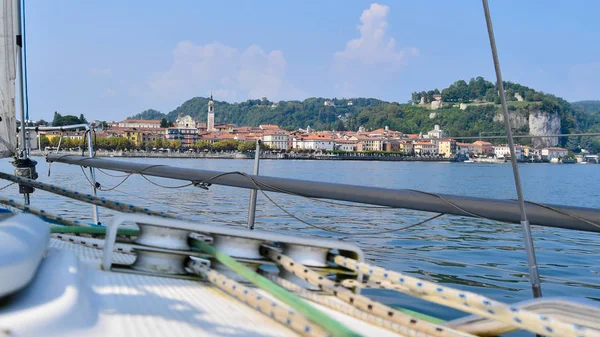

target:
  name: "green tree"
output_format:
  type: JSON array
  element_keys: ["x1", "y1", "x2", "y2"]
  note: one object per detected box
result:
[
  {"x1": 39, "y1": 135, "x2": 50, "y2": 149},
  {"x1": 334, "y1": 120, "x2": 346, "y2": 131},
  {"x1": 160, "y1": 118, "x2": 173, "y2": 128},
  {"x1": 193, "y1": 140, "x2": 212, "y2": 151},
  {"x1": 170, "y1": 140, "x2": 182, "y2": 150},
  {"x1": 237, "y1": 141, "x2": 256, "y2": 152}
]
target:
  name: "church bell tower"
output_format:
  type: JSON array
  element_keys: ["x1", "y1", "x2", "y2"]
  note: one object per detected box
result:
[{"x1": 207, "y1": 94, "x2": 215, "y2": 132}]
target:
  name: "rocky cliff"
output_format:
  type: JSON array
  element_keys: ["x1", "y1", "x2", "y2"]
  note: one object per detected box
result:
[
  {"x1": 494, "y1": 110, "x2": 560, "y2": 147},
  {"x1": 529, "y1": 111, "x2": 561, "y2": 147}
]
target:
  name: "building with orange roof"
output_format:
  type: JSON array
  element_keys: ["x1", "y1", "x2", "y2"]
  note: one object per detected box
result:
[
  {"x1": 259, "y1": 124, "x2": 280, "y2": 130},
  {"x1": 472, "y1": 140, "x2": 493, "y2": 155},
  {"x1": 413, "y1": 141, "x2": 438, "y2": 155}
]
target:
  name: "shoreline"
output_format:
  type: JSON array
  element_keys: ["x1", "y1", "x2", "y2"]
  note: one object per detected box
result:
[{"x1": 29, "y1": 150, "x2": 596, "y2": 164}]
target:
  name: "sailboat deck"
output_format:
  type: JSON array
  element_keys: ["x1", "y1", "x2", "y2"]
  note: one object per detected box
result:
[{"x1": 0, "y1": 237, "x2": 402, "y2": 337}]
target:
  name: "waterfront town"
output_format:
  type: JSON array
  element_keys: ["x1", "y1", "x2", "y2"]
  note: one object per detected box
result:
[{"x1": 37, "y1": 97, "x2": 598, "y2": 163}]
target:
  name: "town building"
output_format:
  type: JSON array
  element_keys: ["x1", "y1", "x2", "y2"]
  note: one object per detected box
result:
[
  {"x1": 118, "y1": 119, "x2": 161, "y2": 128},
  {"x1": 494, "y1": 145, "x2": 524, "y2": 160},
  {"x1": 438, "y1": 139, "x2": 457, "y2": 158},
  {"x1": 261, "y1": 132, "x2": 289, "y2": 150},
  {"x1": 541, "y1": 147, "x2": 568, "y2": 161},
  {"x1": 293, "y1": 134, "x2": 334, "y2": 151},
  {"x1": 471, "y1": 140, "x2": 493, "y2": 155},
  {"x1": 176, "y1": 115, "x2": 196, "y2": 128},
  {"x1": 351, "y1": 136, "x2": 384, "y2": 151},
  {"x1": 426, "y1": 125, "x2": 446, "y2": 139},
  {"x1": 166, "y1": 127, "x2": 199, "y2": 148},
  {"x1": 383, "y1": 140, "x2": 400, "y2": 152},
  {"x1": 413, "y1": 141, "x2": 438, "y2": 155},
  {"x1": 456, "y1": 142, "x2": 470, "y2": 156},
  {"x1": 334, "y1": 140, "x2": 356, "y2": 152}
]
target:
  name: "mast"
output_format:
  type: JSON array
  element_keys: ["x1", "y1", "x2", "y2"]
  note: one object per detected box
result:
[
  {"x1": 15, "y1": 0, "x2": 25, "y2": 158},
  {"x1": 12, "y1": 0, "x2": 37, "y2": 205}
]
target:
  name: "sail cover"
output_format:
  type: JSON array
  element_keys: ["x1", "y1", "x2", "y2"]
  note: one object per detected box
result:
[{"x1": 0, "y1": 0, "x2": 18, "y2": 158}]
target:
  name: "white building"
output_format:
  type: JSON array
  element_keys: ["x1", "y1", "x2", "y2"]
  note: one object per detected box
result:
[
  {"x1": 541, "y1": 147, "x2": 568, "y2": 161},
  {"x1": 176, "y1": 115, "x2": 196, "y2": 128},
  {"x1": 293, "y1": 135, "x2": 334, "y2": 151},
  {"x1": 494, "y1": 145, "x2": 523, "y2": 160},
  {"x1": 118, "y1": 119, "x2": 161, "y2": 128},
  {"x1": 324, "y1": 100, "x2": 334, "y2": 106},
  {"x1": 427, "y1": 124, "x2": 446, "y2": 139},
  {"x1": 413, "y1": 142, "x2": 438, "y2": 155},
  {"x1": 207, "y1": 95, "x2": 215, "y2": 132},
  {"x1": 334, "y1": 140, "x2": 357, "y2": 152},
  {"x1": 261, "y1": 132, "x2": 289, "y2": 150}
]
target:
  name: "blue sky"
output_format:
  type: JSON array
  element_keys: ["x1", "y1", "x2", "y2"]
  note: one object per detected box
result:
[{"x1": 25, "y1": 0, "x2": 600, "y2": 122}]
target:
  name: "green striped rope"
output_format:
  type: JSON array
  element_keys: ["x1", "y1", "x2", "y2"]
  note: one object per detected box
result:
[
  {"x1": 50, "y1": 225, "x2": 139, "y2": 237},
  {"x1": 190, "y1": 238, "x2": 362, "y2": 337}
]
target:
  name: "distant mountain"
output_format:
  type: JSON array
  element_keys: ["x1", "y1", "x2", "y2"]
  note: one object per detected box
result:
[
  {"x1": 126, "y1": 78, "x2": 600, "y2": 152},
  {"x1": 572, "y1": 101, "x2": 600, "y2": 116},
  {"x1": 128, "y1": 109, "x2": 166, "y2": 120}
]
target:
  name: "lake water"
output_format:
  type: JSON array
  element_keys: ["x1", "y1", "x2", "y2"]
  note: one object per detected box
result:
[{"x1": 1, "y1": 158, "x2": 599, "y2": 330}]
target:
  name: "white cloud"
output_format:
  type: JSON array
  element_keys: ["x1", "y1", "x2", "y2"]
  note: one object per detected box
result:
[
  {"x1": 149, "y1": 41, "x2": 303, "y2": 102},
  {"x1": 88, "y1": 68, "x2": 112, "y2": 78},
  {"x1": 332, "y1": 3, "x2": 418, "y2": 96}
]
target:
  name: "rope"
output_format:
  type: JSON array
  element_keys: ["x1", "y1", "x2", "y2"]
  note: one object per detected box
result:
[
  {"x1": 0, "y1": 171, "x2": 180, "y2": 220},
  {"x1": 0, "y1": 182, "x2": 15, "y2": 191},
  {"x1": 50, "y1": 225, "x2": 139, "y2": 236},
  {"x1": 262, "y1": 246, "x2": 475, "y2": 337},
  {"x1": 97, "y1": 168, "x2": 131, "y2": 178},
  {"x1": 140, "y1": 174, "x2": 194, "y2": 189},
  {"x1": 332, "y1": 255, "x2": 599, "y2": 337},
  {"x1": 187, "y1": 260, "x2": 331, "y2": 337},
  {"x1": 0, "y1": 195, "x2": 90, "y2": 227},
  {"x1": 215, "y1": 171, "x2": 445, "y2": 235},
  {"x1": 262, "y1": 272, "x2": 446, "y2": 335},
  {"x1": 189, "y1": 238, "x2": 362, "y2": 337},
  {"x1": 51, "y1": 234, "x2": 135, "y2": 254},
  {"x1": 110, "y1": 188, "x2": 245, "y2": 226}
]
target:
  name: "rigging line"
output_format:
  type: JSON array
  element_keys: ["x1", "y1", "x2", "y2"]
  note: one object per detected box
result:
[
  {"x1": 110, "y1": 187, "x2": 246, "y2": 226},
  {"x1": 67, "y1": 165, "x2": 600, "y2": 232},
  {"x1": 404, "y1": 189, "x2": 487, "y2": 219},
  {"x1": 249, "y1": 179, "x2": 393, "y2": 209},
  {"x1": 139, "y1": 174, "x2": 194, "y2": 189},
  {"x1": 80, "y1": 166, "x2": 135, "y2": 192},
  {"x1": 390, "y1": 251, "x2": 600, "y2": 289},
  {"x1": 518, "y1": 199, "x2": 600, "y2": 230},
  {"x1": 96, "y1": 167, "x2": 130, "y2": 177},
  {"x1": 0, "y1": 182, "x2": 15, "y2": 191},
  {"x1": 482, "y1": 0, "x2": 541, "y2": 299},
  {"x1": 238, "y1": 171, "x2": 444, "y2": 235}
]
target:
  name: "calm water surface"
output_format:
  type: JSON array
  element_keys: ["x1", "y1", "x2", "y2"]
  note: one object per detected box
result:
[{"x1": 2, "y1": 158, "x2": 599, "y2": 329}]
